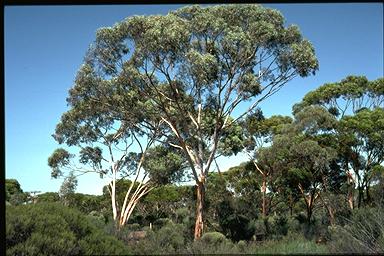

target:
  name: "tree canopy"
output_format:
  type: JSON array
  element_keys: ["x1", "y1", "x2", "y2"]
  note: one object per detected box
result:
[{"x1": 50, "y1": 4, "x2": 318, "y2": 239}]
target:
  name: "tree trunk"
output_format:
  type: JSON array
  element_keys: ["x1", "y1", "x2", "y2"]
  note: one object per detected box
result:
[
  {"x1": 194, "y1": 179, "x2": 205, "y2": 240},
  {"x1": 357, "y1": 186, "x2": 363, "y2": 208},
  {"x1": 328, "y1": 207, "x2": 335, "y2": 226},
  {"x1": 307, "y1": 204, "x2": 312, "y2": 225},
  {"x1": 261, "y1": 177, "x2": 267, "y2": 218},
  {"x1": 348, "y1": 188, "x2": 354, "y2": 210}
]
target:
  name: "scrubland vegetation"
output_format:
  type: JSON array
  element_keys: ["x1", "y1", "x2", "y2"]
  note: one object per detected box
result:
[{"x1": 6, "y1": 4, "x2": 383, "y2": 255}]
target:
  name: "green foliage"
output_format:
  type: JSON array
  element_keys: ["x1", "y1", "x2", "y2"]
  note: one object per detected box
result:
[
  {"x1": 216, "y1": 198, "x2": 256, "y2": 242},
  {"x1": 47, "y1": 148, "x2": 73, "y2": 178},
  {"x1": 6, "y1": 203, "x2": 130, "y2": 255},
  {"x1": 188, "y1": 232, "x2": 238, "y2": 254},
  {"x1": 66, "y1": 193, "x2": 106, "y2": 214},
  {"x1": 6, "y1": 179, "x2": 29, "y2": 205},
  {"x1": 84, "y1": 3, "x2": 318, "y2": 175},
  {"x1": 59, "y1": 171, "x2": 78, "y2": 205},
  {"x1": 218, "y1": 120, "x2": 247, "y2": 156},
  {"x1": 266, "y1": 215, "x2": 289, "y2": 239},
  {"x1": 201, "y1": 231, "x2": 227, "y2": 244},
  {"x1": 36, "y1": 192, "x2": 60, "y2": 203},
  {"x1": 143, "y1": 145, "x2": 187, "y2": 185},
  {"x1": 52, "y1": 4, "x2": 319, "y2": 239},
  {"x1": 293, "y1": 75, "x2": 383, "y2": 116},
  {"x1": 130, "y1": 221, "x2": 187, "y2": 255}
]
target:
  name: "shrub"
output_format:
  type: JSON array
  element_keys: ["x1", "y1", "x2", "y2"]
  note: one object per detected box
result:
[
  {"x1": 201, "y1": 231, "x2": 227, "y2": 245},
  {"x1": 153, "y1": 217, "x2": 172, "y2": 229},
  {"x1": 130, "y1": 220, "x2": 187, "y2": 255},
  {"x1": 253, "y1": 219, "x2": 266, "y2": 240},
  {"x1": 188, "y1": 232, "x2": 237, "y2": 254},
  {"x1": 6, "y1": 203, "x2": 130, "y2": 255},
  {"x1": 327, "y1": 206, "x2": 384, "y2": 254}
]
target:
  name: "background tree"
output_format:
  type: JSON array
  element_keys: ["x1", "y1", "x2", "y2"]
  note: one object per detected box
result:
[
  {"x1": 86, "y1": 4, "x2": 318, "y2": 239},
  {"x1": 5, "y1": 179, "x2": 29, "y2": 205},
  {"x1": 293, "y1": 75, "x2": 384, "y2": 209},
  {"x1": 59, "y1": 171, "x2": 78, "y2": 206},
  {"x1": 258, "y1": 106, "x2": 338, "y2": 224},
  {"x1": 48, "y1": 58, "x2": 164, "y2": 228},
  {"x1": 338, "y1": 108, "x2": 384, "y2": 207},
  {"x1": 242, "y1": 111, "x2": 292, "y2": 217},
  {"x1": 36, "y1": 192, "x2": 60, "y2": 203}
]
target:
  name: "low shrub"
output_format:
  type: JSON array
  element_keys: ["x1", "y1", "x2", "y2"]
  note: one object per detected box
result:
[
  {"x1": 201, "y1": 231, "x2": 227, "y2": 245},
  {"x1": 6, "y1": 203, "x2": 130, "y2": 255},
  {"x1": 327, "y1": 206, "x2": 384, "y2": 254},
  {"x1": 187, "y1": 232, "x2": 237, "y2": 254},
  {"x1": 130, "y1": 220, "x2": 187, "y2": 255}
]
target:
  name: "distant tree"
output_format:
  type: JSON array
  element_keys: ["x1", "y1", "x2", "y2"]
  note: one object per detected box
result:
[
  {"x1": 338, "y1": 108, "x2": 384, "y2": 207},
  {"x1": 293, "y1": 76, "x2": 384, "y2": 209},
  {"x1": 5, "y1": 179, "x2": 28, "y2": 205},
  {"x1": 59, "y1": 171, "x2": 78, "y2": 206},
  {"x1": 293, "y1": 76, "x2": 383, "y2": 117},
  {"x1": 259, "y1": 106, "x2": 338, "y2": 224},
  {"x1": 242, "y1": 112, "x2": 292, "y2": 217},
  {"x1": 36, "y1": 192, "x2": 60, "y2": 203},
  {"x1": 84, "y1": 4, "x2": 318, "y2": 239},
  {"x1": 48, "y1": 61, "x2": 162, "y2": 228}
]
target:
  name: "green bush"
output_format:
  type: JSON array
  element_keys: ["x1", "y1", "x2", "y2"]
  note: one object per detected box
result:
[
  {"x1": 130, "y1": 220, "x2": 187, "y2": 254},
  {"x1": 327, "y1": 206, "x2": 384, "y2": 254},
  {"x1": 6, "y1": 203, "x2": 130, "y2": 255},
  {"x1": 201, "y1": 231, "x2": 227, "y2": 245},
  {"x1": 188, "y1": 233, "x2": 237, "y2": 254}
]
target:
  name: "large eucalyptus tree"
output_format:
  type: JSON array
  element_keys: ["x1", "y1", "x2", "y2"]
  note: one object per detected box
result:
[{"x1": 53, "y1": 4, "x2": 318, "y2": 239}]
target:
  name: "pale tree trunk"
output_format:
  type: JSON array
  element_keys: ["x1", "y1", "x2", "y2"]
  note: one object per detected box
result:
[
  {"x1": 194, "y1": 177, "x2": 205, "y2": 240},
  {"x1": 261, "y1": 178, "x2": 267, "y2": 218},
  {"x1": 347, "y1": 171, "x2": 355, "y2": 210},
  {"x1": 348, "y1": 192, "x2": 354, "y2": 210},
  {"x1": 107, "y1": 137, "x2": 154, "y2": 229},
  {"x1": 161, "y1": 104, "x2": 218, "y2": 240},
  {"x1": 253, "y1": 161, "x2": 268, "y2": 218},
  {"x1": 118, "y1": 154, "x2": 153, "y2": 228},
  {"x1": 109, "y1": 164, "x2": 118, "y2": 223}
]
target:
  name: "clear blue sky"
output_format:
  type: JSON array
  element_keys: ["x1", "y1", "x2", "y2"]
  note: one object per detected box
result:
[{"x1": 5, "y1": 4, "x2": 383, "y2": 195}]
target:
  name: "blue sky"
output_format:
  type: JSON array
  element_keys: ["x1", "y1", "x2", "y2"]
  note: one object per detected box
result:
[{"x1": 5, "y1": 4, "x2": 383, "y2": 195}]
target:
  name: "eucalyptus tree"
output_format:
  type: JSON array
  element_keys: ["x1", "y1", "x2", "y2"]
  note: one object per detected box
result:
[
  {"x1": 338, "y1": 107, "x2": 384, "y2": 207},
  {"x1": 74, "y1": 4, "x2": 318, "y2": 239},
  {"x1": 258, "y1": 106, "x2": 339, "y2": 224},
  {"x1": 58, "y1": 171, "x2": 78, "y2": 206},
  {"x1": 242, "y1": 111, "x2": 292, "y2": 217},
  {"x1": 48, "y1": 59, "x2": 164, "y2": 228},
  {"x1": 5, "y1": 179, "x2": 29, "y2": 205},
  {"x1": 293, "y1": 76, "x2": 384, "y2": 208},
  {"x1": 293, "y1": 76, "x2": 383, "y2": 117}
]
